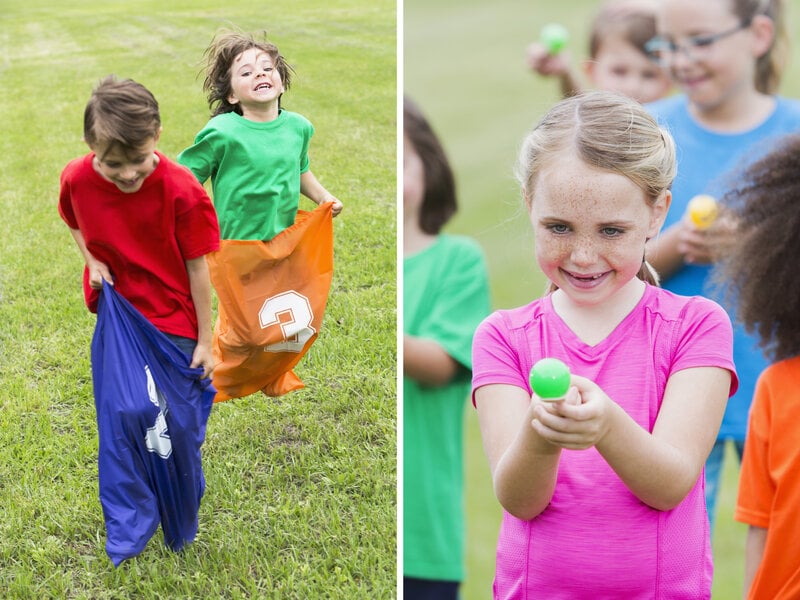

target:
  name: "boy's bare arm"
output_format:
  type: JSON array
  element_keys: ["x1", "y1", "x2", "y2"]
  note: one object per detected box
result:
[
  {"x1": 68, "y1": 227, "x2": 113, "y2": 288},
  {"x1": 300, "y1": 170, "x2": 343, "y2": 216},
  {"x1": 185, "y1": 256, "x2": 214, "y2": 378}
]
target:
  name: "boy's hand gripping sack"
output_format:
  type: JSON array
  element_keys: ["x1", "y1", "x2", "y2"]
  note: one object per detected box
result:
[
  {"x1": 91, "y1": 282, "x2": 215, "y2": 566},
  {"x1": 207, "y1": 202, "x2": 334, "y2": 401}
]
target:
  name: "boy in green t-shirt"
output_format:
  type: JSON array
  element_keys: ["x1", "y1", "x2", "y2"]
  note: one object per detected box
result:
[
  {"x1": 179, "y1": 31, "x2": 343, "y2": 401},
  {"x1": 179, "y1": 31, "x2": 342, "y2": 240}
]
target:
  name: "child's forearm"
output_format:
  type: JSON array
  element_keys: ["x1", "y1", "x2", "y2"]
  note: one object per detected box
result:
[
  {"x1": 596, "y1": 369, "x2": 728, "y2": 511},
  {"x1": 300, "y1": 170, "x2": 335, "y2": 205},
  {"x1": 69, "y1": 227, "x2": 97, "y2": 266},
  {"x1": 476, "y1": 385, "x2": 561, "y2": 520},
  {"x1": 743, "y1": 525, "x2": 767, "y2": 598},
  {"x1": 185, "y1": 256, "x2": 213, "y2": 346},
  {"x1": 403, "y1": 334, "x2": 459, "y2": 386},
  {"x1": 645, "y1": 224, "x2": 686, "y2": 281},
  {"x1": 69, "y1": 227, "x2": 113, "y2": 287},
  {"x1": 493, "y1": 423, "x2": 561, "y2": 520}
]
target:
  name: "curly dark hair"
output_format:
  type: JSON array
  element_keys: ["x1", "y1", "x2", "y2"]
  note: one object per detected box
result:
[
  {"x1": 714, "y1": 132, "x2": 800, "y2": 361},
  {"x1": 201, "y1": 30, "x2": 295, "y2": 117}
]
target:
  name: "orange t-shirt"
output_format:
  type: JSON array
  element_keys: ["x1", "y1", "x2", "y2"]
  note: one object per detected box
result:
[{"x1": 735, "y1": 356, "x2": 800, "y2": 599}]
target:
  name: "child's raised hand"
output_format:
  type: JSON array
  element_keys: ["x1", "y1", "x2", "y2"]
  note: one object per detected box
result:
[
  {"x1": 525, "y1": 42, "x2": 571, "y2": 77},
  {"x1": 530, "y1": 374, "x2": 613, "y2": 450},
  {"x1": 679, "y1": 211, "x2": 738, "y2": 265}
]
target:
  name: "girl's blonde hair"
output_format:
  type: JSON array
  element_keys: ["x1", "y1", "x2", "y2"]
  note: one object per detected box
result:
[
  {"x1": 515, "y1": 90, "x2": 676, "y2": 289},
  {"x1": 731, "y1": 0, "x2": 787, "y2": 94}
]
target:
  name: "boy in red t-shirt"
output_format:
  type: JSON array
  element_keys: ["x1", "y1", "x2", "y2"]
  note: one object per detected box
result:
[{"x1": 59, "y1": 75, "x2": 220, "y2": 374}]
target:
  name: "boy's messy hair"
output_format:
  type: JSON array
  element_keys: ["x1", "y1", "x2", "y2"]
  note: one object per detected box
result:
[
  {"x1": 83, "y1": 75, "x2": 161, "y2": 157},
  {"x1": 201, "y1": 30, "x2": 295, "y2": 117}
]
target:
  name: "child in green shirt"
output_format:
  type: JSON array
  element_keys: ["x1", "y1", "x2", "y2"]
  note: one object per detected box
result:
[{"x1": 179, "y1": 31, "x2": 343, "y2": 240}]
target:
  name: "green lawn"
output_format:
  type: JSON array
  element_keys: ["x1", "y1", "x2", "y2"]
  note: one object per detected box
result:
[
  {"x1": 405, "y1": 0, "x2": 797, "y2": 598},
  {"x1": 0, "y1": 1, "x2": 396, "y2": 598}
]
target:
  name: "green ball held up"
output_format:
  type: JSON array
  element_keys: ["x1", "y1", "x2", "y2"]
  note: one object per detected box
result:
[
  {"x1": 540, "y1": 23, "x2": 569, "y2": 55},
  {"x1": 529, "y1": 358, "x2": 571, "y2": 401}
]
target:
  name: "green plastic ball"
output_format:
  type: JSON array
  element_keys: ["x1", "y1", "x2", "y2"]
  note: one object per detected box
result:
[
  {"x1": 540, "y1": 23, "x2": 569, "y2": 54},
  {"x1": 529, "y1": 358, "x2": 571, "y2": 400}
]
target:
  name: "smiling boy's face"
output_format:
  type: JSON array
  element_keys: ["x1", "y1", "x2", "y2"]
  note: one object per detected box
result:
[
  {"x1": 227, "y1": 47, "x2": 285, "y2": 119},
  {"x1": 90, "y1": 134, "x2": 159, "y2": 194}
]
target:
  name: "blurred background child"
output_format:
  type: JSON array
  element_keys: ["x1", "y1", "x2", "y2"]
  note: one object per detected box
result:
[
  {"x1": 403, "y1": 96, "x2": 491, "y2": 600},
  {"x1": 644, "y1": 0, "x2": 800, "y2": 533},
  {"x1": 712, "y1": 132, "x2": 800, "y2": 600},
  {"x1": 526, "y1": 0, "x2": 672, "y2": 102}
]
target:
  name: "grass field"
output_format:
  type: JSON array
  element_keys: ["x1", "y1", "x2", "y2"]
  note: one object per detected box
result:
[
  {"x1": 405, "y1": 1, "x2": 799, "y2": 598},
  {"x1": 0, "y1": 1, "x2": 396, "y2": 598}
]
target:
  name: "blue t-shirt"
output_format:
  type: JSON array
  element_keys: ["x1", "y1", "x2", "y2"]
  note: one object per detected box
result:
[{"x1": 647, "y1": 95, "x2": 800, "y2": 439}]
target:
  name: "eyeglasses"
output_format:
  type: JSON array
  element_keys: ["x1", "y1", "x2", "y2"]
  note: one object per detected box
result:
[{"x1": 645, "y1": 18, "x2": 752, "y2": 65}]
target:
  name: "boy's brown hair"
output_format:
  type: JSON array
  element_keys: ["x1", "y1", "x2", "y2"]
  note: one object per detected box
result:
[{"x1": 83, "y1": 75, "x2": 161, "y2": 157}]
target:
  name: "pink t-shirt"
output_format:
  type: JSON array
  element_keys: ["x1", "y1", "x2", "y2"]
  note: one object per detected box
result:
[{"x1": 472, "y1": 285, "x2": 737, "y2": 599}]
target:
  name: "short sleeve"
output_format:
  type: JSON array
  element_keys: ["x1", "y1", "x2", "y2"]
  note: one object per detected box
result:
[
  {"x1": 178, "y1": 126, "x2": 219, "y2": 184},
  {"x1": 422, "y1": 244, "x2": 490, "y2": 368},
  {"x1": 471, "y1": 310, "x2": 528, "y2": 405},
  {"x1": 299, "y1": 120, "x2": 313, "y2": 174},
  {"x1": 58, "y1": 159, "x2": 81, "y2": 229},
  {"x1": 671, "y1": 296, "x2": 739, "y2": 397},
  {"x1": 173, "y1": 168, "x2": 220, "y2": 260}
]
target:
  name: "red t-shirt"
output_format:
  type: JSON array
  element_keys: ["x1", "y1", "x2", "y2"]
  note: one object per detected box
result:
[{"x1": 59, "y1": 151, "x2": 220, "y2": 339}]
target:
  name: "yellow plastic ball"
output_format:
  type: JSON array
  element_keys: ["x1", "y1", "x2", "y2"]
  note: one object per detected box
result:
[{"x1": 688, "y1": 194, "x2": 718, "y2": 230}]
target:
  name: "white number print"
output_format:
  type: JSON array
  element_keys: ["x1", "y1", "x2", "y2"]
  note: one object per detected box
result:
[
  {"x1": 258, "y1": 290, "x2": 316, "y2": 353},
  {"x1": 143, "y1": 365, "x2": 172, "y2": 459}
]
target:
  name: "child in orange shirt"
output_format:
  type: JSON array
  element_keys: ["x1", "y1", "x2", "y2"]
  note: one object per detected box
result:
[{"x1": 714, "y1": 133, "x2": 800, "y2": 600}]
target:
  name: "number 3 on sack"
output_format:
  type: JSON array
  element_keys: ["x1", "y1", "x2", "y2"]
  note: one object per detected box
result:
[{"x1": 259, "y1": 290, "x2": 316, "y2": 353}]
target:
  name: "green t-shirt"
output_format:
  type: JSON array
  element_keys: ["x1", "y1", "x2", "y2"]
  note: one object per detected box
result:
[
  {"x1": 403, "y1": 234, "x2": 491, "y2": 582},
  {"x1": 178, "y1": 110, "x2": 313, "y2": 241}
]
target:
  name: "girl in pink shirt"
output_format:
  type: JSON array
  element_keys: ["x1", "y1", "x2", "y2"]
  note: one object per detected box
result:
[{"x1": 472, "y1": 91, "x2": 738, "y2": 599}]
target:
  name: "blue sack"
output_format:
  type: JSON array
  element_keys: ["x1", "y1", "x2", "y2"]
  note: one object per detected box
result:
[{"x1": 91, "y1": 282, "x2": 215, "y2": 566}]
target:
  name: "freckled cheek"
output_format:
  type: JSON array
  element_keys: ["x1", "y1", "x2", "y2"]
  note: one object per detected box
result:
[
  {"x1": 536, "y1": 234, "x2": 641, "y2": 270},
  {"x1": 534, "y1": 235, "x2": 572, "y2": 275}
]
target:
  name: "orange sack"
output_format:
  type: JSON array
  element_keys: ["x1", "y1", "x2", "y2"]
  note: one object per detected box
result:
[{"x1": 206, "y1": 202, "x2": 334, "y2": 402}]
